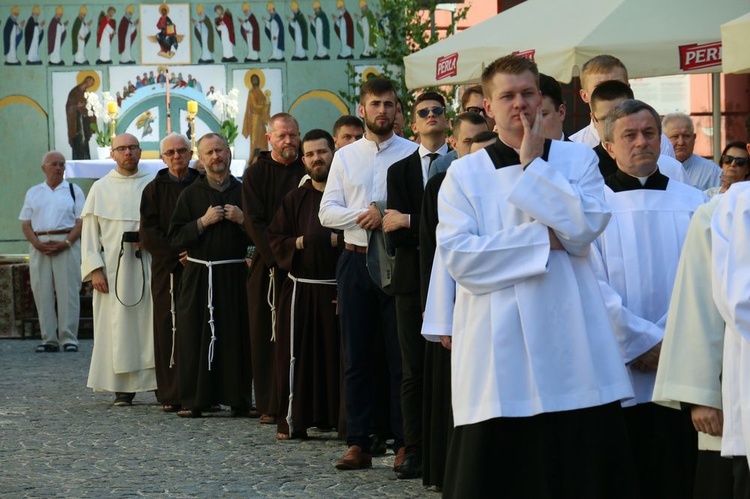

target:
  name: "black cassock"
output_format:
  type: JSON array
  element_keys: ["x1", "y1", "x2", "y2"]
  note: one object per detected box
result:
[
  {"x1": 169, "y1": 175, "x2": 251, "y2": 410},
  {"x1": 269, "y1": 180, "x2": 341, "y2": 436},
  {"x1": 419, "y1": 171, "x2": 453, "y2": 489},
  {"x1": 140, "y1": 167, "x2": 199, "y2": 406}
]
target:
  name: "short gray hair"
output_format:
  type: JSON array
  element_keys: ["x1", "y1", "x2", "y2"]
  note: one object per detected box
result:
[
  {"x1": 662, "y1": 113, "x2": 694, "y2": 135},
  {"x1": 602, "y1": 99, "x2": 661, "y2": 143},
  {"x1": 159, "y1": 132, "x2": 190, "y2": 154},
  {"x1": 196, "y1": 132, "x2": 228, "y2": 150}
]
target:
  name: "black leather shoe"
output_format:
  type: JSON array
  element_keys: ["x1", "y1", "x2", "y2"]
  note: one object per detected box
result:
[{"x1": 396, "y1": 455, "x2": 422, "y2": 479}]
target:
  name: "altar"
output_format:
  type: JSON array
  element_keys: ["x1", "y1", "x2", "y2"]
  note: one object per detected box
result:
[{"x1": 64, "y1": 159, "x2": 247, "y2": 179}]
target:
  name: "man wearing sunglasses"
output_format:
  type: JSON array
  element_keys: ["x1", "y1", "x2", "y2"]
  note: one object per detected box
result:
[
  {"x1": 383, "y1": 91, "x2": 449, "y2": 480},
  {"x1": 663, "y1": 113, "x2": 722, "y2": 191},
  {"x1": 83, "y1": 133, "x2": 156, "y2": 407},
  {"x1": 139, "y1": 133, "x2": 200, "y2": 413}
]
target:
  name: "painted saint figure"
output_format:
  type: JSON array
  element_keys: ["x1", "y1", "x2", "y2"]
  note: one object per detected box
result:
[
  {"x1": 47, "y1": 6, "x2": 67, "y2": 66},
  {"x1": 308, "y1": 1, "x2": 329, "y2": 60},
  {"x1": 242, "y1": 73, "x2": 270, "y2": 161},
  {"x1": 263, "y1": 2, "x2": 284, "y2": 62},
  {"x1": 193, "y1": 4, "x2": 214, "y2": 64},
  {"x1": 287, "y1": 2, "x2": 308, "y2": 61},
  {"x1": 240, "y1": 3, "x2": 260, "y2": 62},
  {"x1": 118, "y1": 5, "x2": 138, "y2": 64},
  {"x1": 65, "y1": 75, "x2": 95, "y2": 160},
  {"x1": 214, "y1": 4, "x2": 237, "y2": 63},
  {"x1": 72, "y1": 7, "x2": 92, "y2": 65},
  {"x1": 4, "y1": 6, "x2": 24, "y2": 66},
  {"x1": 96, "y1": 7, "x2": 115, "y2": 64},
  {"x1": 24, "y1": 6, "x2": 45, "y2": 65},
  {"x1": 332, "y1": 0, "x2": 353, "y2": 60},
  {"x1": 356, "y1": 0, "x2": 377, "y2": 58},
  {"x1": 155, "y1": 4, "x2": 179, "y2": 58}
]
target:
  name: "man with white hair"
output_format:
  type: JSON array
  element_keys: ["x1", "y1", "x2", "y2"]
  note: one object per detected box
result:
[
  {"x1": 140, "y1": 133, "x2": 199, "y2": 413},
  {"x1": 663, "y1": 113, "x2": 722, "y2": 191}
]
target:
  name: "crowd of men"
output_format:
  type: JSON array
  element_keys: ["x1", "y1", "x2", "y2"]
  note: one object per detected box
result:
[{"x1": 19, "y1": 52, "x2": 750, "y2": 497}]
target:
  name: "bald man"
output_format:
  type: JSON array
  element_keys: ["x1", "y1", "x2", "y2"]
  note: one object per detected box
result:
[{"x1": 82, "y1": 133, "x2": 156, "y2": 407}]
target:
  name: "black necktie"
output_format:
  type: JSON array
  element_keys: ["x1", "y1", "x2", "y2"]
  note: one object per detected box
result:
[{"x1": 427, "y1": 153, "x2": 439, "y2": 165}]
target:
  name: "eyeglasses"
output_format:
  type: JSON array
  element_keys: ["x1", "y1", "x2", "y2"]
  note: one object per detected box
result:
[
  {"x1": 465, "y1": 106, "x2": 485, "y2": 116},
  {"x1": 163, "y1": 147, "x2": 191, "y2": 157},
  {"x1": 721, "y1": 155, "x2": 749, "y2": 166},
  {"x1": 416, "y1": 106, "x2": 445, "y2": 118},
  {"x1": 113, "y1": 145, "x2": 140, "y2": 153}
]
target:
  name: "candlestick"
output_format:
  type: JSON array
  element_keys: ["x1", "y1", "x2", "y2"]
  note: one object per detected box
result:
[
  {"x1": 186, "y1": 101, "x2": 198, "y2": 159},
  {"x1": 107, "y1": 103, "x2": 118, "y2": 142}
]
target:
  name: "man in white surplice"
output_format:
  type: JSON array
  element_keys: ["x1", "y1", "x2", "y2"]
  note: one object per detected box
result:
[
  {"x1": 590, "y1": 99, "x2": 706, "y2": 497},
  {"x1": 434, "y1": 55, "x2": 635, "y2": 499},
  {"x1": 83, "y1": 133, "x2": 155, "y2": 407}
]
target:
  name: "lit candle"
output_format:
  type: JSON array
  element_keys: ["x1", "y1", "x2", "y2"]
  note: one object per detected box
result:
[
  {"x1": 187, "y1": 101, "x2": 198, "y2": 114},
  {"x1": 107, "y1": 101, "x2": 118, "y2": 114}
]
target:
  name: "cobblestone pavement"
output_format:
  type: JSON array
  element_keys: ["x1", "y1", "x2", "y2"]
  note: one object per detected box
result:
[{"x1": 0, "y1": 340, "x2": 436, "y2": 498}]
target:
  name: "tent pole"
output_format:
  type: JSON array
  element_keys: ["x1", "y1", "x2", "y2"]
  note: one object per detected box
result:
[{"x1": 712, "y1": 73, "x2": 721, "y2": 163}]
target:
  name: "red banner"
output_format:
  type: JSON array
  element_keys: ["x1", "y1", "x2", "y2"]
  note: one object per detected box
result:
[
  {"x1": 679, "y1": 41, "x2": 722, "y2": 71},
  {"x1": 436, "y1": 53, "x2": 459, "y2": 81}
]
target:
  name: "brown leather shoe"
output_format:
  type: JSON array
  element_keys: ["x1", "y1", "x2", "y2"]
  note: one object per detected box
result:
[
  {"x1": 393, "y1": 447, "x2": 406, "y2": 471},
  {"x1": 335, "y1": 445, "x2": 372, "y2": 470}
]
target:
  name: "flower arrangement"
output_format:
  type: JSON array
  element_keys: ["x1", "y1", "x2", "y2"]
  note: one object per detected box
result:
[
  {"x1": 85, "y1": 91, "x2": 117, "y2": 148},
  {"x1": 207, "y1": 88, "x2": 240, "y2": 146}
]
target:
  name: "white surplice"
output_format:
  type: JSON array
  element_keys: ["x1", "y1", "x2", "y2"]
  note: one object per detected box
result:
[
  {"x1": 652, "y1": 196, "x2": 724, "y2": 451},
  {"x1": 436, "y1": 140, "x2": 633, "y2": 426},
  {"x1": 711, "y1": 181, "x2": 750, "y2": 459},
  {"x1": 591, "y1": 178, "x2": 706, "y2": 405},
  {"x1": 82, "y1": 168, "x2": 156, "y2": 393},
  {"x1": 98, "y1": 21, "x2": 113, "y2": 62}
]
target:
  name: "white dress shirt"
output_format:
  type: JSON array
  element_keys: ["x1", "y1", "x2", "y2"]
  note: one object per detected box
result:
[
  {"x1": 19, "y1": 180, "x2": 85, "y2": 231},
  {"x1": 319, "y1": 134, "x2": 418, "y2": 247},
  {"x1": 418, "y1": 143, "x2": 449, "y2": 186}
]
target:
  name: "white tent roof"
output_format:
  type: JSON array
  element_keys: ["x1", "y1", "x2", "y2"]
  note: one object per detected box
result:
[
  {"x1": 721, "y1": 12, "x2": 750, "y2": 74},
  {"x1": 405, "y1": 0, "x2": 749, "y2": 89}
]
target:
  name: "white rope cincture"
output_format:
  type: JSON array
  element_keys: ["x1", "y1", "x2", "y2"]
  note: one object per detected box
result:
[
  {"x1": 169, "y1": 272, "x2": 176, "y2": 368},
  {"x1": 285, "y1": 272, "x2": 337, "y2": 436},
  {"x1": 267, "y1": 267, "x2": 277, "y2": 341},
  {"x1": 186, "y1": 256, "x2": 245, "y2": 371}
]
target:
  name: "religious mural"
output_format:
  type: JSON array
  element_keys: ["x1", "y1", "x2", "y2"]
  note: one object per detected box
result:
[{"x1": 3, "y1": 2, "x2": 384, "y2": 66}]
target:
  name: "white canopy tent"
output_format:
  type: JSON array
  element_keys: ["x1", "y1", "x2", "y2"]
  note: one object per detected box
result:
[
  {"x1": 404, "y1": 0, "x2": 748, "y2": 160},
  {"x1": 404, "y1": 0, "x2": 748, "y2": 88},
  {"x1": 721, "y1": 12, "x2": 750, "y2": 74}
]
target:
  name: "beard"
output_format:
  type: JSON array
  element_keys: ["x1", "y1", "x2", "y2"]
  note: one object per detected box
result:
[
  {"x1": 279, "y1": 146, "x2": 298, "y2": 160},
  {"x1": 306, "y1": 161, "x2": 330, "y2": 182},
  {"x1": 364, "y1": 113, "x2": 394, "y2": 136}
]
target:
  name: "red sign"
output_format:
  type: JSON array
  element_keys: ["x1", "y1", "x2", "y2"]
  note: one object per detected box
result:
[
  {"x1": 679, "y1": 41, "x2": 722, "y2": 71},
  {"x1": 512, "y1": 49, "x2": 536, "y2": 61},
  {"x1": 436, "y1": 53, "x2": 459, "y2": 81}
]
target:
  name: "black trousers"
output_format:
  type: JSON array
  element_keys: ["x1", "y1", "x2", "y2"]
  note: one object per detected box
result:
[
  {"x1": 336, "y1": 250, "x2": 403, "y2": 450},
  {"x1": 623, "y1": 403, "x2": 697, "y2": 499},
  {"x1": 443, "y1": 402, "x2": 638, "y2": 499},
  {"x1": 693, "y1": 450, "x2": 733, "y2": 499},
  {"x1": 395, "y1": 291, "x2": 424, "y2": 458}
]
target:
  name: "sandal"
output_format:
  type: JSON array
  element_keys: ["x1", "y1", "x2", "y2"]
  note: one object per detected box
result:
[
  {"x1": 176, "y1": 408, "x2": 202, "y2": 418},
  {"x1": 35, "y1": 344, "x2": 60, "y2": 353},
  {"x1": 63, "y1": 344, "x2": 78, "y2": 352},
  {"x1": 259, "y1": 414, "x2": 276, "y2": 424},
  {"x1": 162, "y1": 404, "x2": 181, "y2": 413},
  {"x1": 276, "y1": 430, "x2": 308, "y2": 441}
]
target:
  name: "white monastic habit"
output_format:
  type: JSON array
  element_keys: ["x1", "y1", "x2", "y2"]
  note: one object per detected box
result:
[
  {"x1": 27, "y1": 20, "x2": 43, "y2": 63},
  {"x1": 312, "y1": 15, "x2": 328, "y2": 59},
  {"x1": 216, "y1": 19, "x2": 234, "y2": 60},
  {"x1": 652, "y1": 196, "x2": 724, "y2": 452},
  {"x1": 5, "y1": 19, "x2": 21, "y2": 64},
  {"x1": 590, "y1": 172, "x2": 706, "y2": 404},
  {"x1": 335, "y1": 13, "x2": 352, "y2": 58},
  {"x1": 711, "y1": 182, "x2": 750, "y2": 461},
  {"x1": 82, "y1": 168, "x2": 156, "y2": 394},
  {"x1": 98, "y1": 20, "x2": 114, "y2": 63},
  {"x1": 290, "y1": 16, "x2": 305, "y2": 59},
  {"x1": 265, "y1": 16, "x2": 283, "y2": 60},
  {"x1": 74, "y1": 22, "x2": 89, "y2": 64},
  {"x1": 682, "y1": 153, "x2": 722, "y2": 191},
  {"x1": 49, "y1": 19, "x2": 65, "y2": 64},
  {"x1": 573, "y1": 121, "x2": 676, "y2": 158},
  {"x1": 358, "y1": 14, "x2": 375, "y2": 57},
  {"x1": 196, "y1": 14, "x2": 212, "y2": 62},
  {"x1": 120, "y1": 18, "x2": 136, "y2": 63},
  {"x1": 436, "y1": 140, "x2": 633, "y2": 426},
  {"x1": 241, "y1": 16, "x2": 259, "y2": 61}
]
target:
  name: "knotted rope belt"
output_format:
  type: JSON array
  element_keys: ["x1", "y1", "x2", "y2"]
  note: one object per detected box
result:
[{"x1": 186, "y1": 256, "x2": 245, "y2": 371}]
